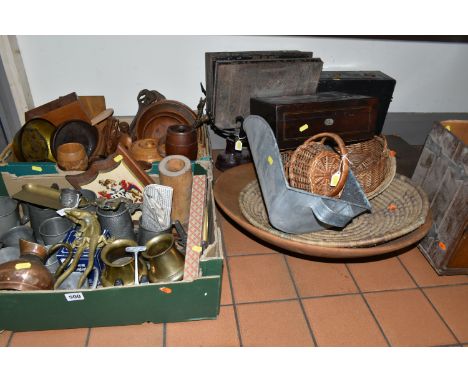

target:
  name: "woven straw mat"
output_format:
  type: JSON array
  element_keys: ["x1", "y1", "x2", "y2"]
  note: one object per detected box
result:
[{"x1": 239, "y1": 174, "x2": 429, "y2": 248}]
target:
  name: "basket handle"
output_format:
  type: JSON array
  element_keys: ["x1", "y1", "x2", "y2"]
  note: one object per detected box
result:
[{"x1": 304, "y1": 132, "x2": 350, "y2": 197}]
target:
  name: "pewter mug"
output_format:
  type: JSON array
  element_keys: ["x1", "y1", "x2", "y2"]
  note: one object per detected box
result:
[
  {"x1": 79, "y1": 189, "x2": 97, "y2": 213},
  {"x1": 57, "y1": 268, "x2": 99, "y2": 290},
  {"x1": 39, "y1": 216, "x2": 74, "y2": 245},
  {"x1": 0, "y1": 225, "x2": 35, "y2": 248},
  {"x1": 137, "y1": 217, "x2": 171, "y2": 246},
  {"x1": 0, "y1": 246, "x2": 20, "y2": 265},
  {"x1": 0, "y1": 196, "x2": 28, "y2": 238},
  {"x1": 97, "y1": 203, "x2": 136, "y2": 240},
  {"x1": 27, "y1": 203, "x2": 58, "y2": 244},
  {"x1": 142, "y1": 233, "x2": 185, "y2": 283}
]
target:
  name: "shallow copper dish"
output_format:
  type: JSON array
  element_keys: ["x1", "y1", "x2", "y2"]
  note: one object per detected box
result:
[
  {"x1": 134, "y1": 100, "x2": 196, "y2": 141},
  {"x1": 51, "y1": 120, "x2": 98, "y2": 159}
]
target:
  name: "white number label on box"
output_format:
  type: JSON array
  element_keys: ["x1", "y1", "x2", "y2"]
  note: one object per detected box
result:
[{"x1": 64, "y1": 293, "x2": 85, "y2": 302}]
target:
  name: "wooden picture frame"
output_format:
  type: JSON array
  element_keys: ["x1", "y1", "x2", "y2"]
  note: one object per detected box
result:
[{"x1": 66, "y1": 144, "x2": 154, "y2": 203}]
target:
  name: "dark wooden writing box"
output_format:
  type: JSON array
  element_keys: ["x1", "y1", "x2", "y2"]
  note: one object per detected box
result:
[
  {"x1": 250, "y1": 92, "x2": 379, "y2": 150},
  {"x1": 412, "y1": 120, "x2": 468, "y2": 275},
  {"x1": 317, "y1": 71, "x2": 396, "y2": 135}
]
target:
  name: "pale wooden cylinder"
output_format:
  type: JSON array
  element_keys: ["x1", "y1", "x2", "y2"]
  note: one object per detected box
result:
[{"x1": 158, "y1": 155, "x2": 192, "y2": 226}]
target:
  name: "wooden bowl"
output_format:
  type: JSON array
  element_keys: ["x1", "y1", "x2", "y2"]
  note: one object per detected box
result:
[
  {"x1": 56, "y1": 142, "x2": 88, "y2": 171},
  {"x1": 134, "y1": 100, "x2": 197, "y2": 141}
]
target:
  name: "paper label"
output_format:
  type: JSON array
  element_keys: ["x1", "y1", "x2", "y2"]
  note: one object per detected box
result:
[
  {"x1": 330, "y1": 171, "x2": 341, "y2": 187},
  {"x1": 31, "y1": 166, "x2": 43, "y2": 172},
  {"x1": 234, "y1": 140, "x2": 243, "y2": 151},
  {"x1": 445, "y1": 125, "x2": 451, "y2": 131},
  {"x1": 299, "y1": 124, "x2": 309, "y2": 132},
  {"x1": 64, "y1": 293, "x2": 85, "y2": 302},
  {"x1": 15, "y1": 262, "x2": 31, "y2": 270},
  {"x1": 113, "y1": 154, "x2": 123, "y2": 162},
  {"x1": 267, "y1": 156, "x2": 273, "y2": 165},
  {"x1": 56, "y1": 208, "x2": 70, "y2": 216},
  {"x1": 192, "y1": 245, "x2": 202, "y2": 253}
]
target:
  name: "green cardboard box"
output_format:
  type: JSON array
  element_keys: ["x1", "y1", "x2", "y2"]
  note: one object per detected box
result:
[{"x1": 0, "y1": 159, "x2": 224, "y2": 332}]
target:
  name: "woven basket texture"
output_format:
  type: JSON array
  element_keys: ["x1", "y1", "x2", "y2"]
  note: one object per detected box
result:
[{"x1": 239, "y1": 174, "x2": 429, "y2": 248}]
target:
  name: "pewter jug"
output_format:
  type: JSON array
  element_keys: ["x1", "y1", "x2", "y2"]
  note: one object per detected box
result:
[{"x1": 97, "y1": 203, "x2": 136, "y2": 240}]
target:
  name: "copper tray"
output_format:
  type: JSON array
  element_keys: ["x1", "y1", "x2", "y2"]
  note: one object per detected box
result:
[
  {"x1": 134, "y1": 100, "x2": 196, "y2": 140},
  {"x1": 214, "y1": 163, "x2": 432, "y2": 259}
]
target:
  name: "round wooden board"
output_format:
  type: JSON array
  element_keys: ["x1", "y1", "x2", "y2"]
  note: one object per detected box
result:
[{"x1": 214, "y1": 163, "x2": 432, "y2": 259}]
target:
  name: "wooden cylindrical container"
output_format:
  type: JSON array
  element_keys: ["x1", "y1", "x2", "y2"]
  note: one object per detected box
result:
[
  {"x1": 165, "y1": 125, "x2": 198, "y2": 160},
  {"x1": 130, "y1": 138, "x2": 163, "y2": 164},
  {"x1": 158, "y1": 155, "x2": 193, "y2": 226}
]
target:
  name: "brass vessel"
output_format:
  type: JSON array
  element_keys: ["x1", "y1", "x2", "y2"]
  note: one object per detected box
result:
[
  {"x1": 0, "y1": 239, "x2": 53, "y2": 291},
  {"x1": 142, "y1": 233, "x2": 185, "y2": 283},
  {"x1": 100, "y1": 239, "x2": 147, "y2": 287},
  {"x1": 20, "y1": 118, "x2": 57, "y2": 162}
]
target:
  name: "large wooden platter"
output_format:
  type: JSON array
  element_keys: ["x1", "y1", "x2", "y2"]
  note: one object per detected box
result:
[{"x1": 214, "y1": 163, "x2": 432, "y2": 259}]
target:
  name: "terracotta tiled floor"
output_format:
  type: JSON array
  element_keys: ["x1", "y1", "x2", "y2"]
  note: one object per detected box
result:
[{"x1": 2, "y1": 211, "x2": 468, "y2": 347}]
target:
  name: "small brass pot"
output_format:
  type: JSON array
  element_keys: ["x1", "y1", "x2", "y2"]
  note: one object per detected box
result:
[
  {"x1": 100, "y1": 239, "x2": 147, "y2": 287},
  {"x1": 142, "y1": 233, "x2": 185, "y2": 283}
]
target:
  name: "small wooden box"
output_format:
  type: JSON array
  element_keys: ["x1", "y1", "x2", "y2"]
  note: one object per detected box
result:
[
  {"x1": 250, "y1": 92, "x2": 379, "y2": 150},
  {"x1": 412, "y1": 120, "x2": 468, "y2": 275}
]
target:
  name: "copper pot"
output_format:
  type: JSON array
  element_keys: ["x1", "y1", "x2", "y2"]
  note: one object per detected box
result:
[
  {"x1": 56, "y1": 142, "x2": 88, "y2": 171},
  {"x1": 165, "y1": 125, "x2": 198, "y2": 160},
  {"x1": 129, "y1": 138, "x2": 163, "y2": 164},
  {"x1": 0, "y1": 239, "x2": 53, "y2": 291}
]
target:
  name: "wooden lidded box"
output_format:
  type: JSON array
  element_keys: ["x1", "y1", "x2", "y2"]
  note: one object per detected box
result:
[
  {"x1": 250, "y1": 91, "x2": 379, "y2": 150},
  {"x1": 317, "y1": 71, "x2": 396, "y2": 135},
  {"x1": 412, "y1": 120, "x2": 468, "y2": 275}
]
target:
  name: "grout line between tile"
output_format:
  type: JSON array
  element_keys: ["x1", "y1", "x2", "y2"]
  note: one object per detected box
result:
[
  {"x1": 224, "y1": 256, "x2": 243, "y2": 347},
  {"x1": 282, "y1": 255, "x2": 318, "y2": 347},
  {"x1": 420, "y1": 282, "x2": 468, "y2": 290},
  {"x1": 163, "y1": 323, "x2": 166, "y2": 347},
  {"x1": 345, "y1": 264, "x2": 392, "y2": 347},
  {"x1": 227, "y1": 251, "x2": 279, "y2": 258},
  {"x1": 223, "y1": 283, "x2": 468, "y2": 307},
  {"x1": 396, "y1": 257, "x2": 462, "y2": 346},
  {"x1": 6, "y1": 331, "x2": 14, "y2": 347},
  {"x1": 84, "y1": 328, "x2": 91, "y2": 347},
  {"x1": 235, "y1": 297, "x2": 300, "y2": 306}
]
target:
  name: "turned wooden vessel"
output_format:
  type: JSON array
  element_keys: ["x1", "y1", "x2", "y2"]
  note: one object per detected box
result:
[
  {"x1": 130, "y1": 138, "x2": 163, "y2": 164},
  {"x1": 165, "y1": 125, "x2": 198, "y2": 160},
  {"x1": 56, "y1": 142, "x2": 88, "y2": 171}
]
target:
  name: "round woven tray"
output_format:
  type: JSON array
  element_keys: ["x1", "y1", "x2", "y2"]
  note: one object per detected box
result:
[{"x1": 239, "y1": 174, "x2": 429, "y2": 248}]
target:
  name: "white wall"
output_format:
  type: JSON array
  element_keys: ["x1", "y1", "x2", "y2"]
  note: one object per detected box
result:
[{"x1": 17, "y1": 36, "x2": 468, "y2": 117}]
